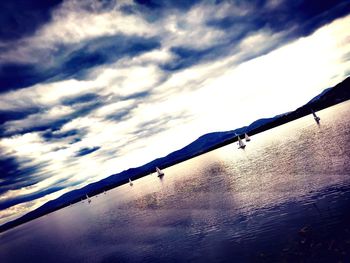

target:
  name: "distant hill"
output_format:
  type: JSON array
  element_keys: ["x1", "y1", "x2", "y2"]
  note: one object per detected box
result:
[
  {"x1": 1, "y1": 76, "x2": 349, "y2": 233},
  {"x1": 247, "y1": 77, "x2": 350, "y2": 136},
  {"x1": 306, "y1": 87, "x2": 332, "y2": 104}
]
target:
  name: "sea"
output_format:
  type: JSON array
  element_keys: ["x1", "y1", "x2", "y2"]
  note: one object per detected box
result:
[{"x1": 0, "y1": 100, "x2": 349, "y2": 263}]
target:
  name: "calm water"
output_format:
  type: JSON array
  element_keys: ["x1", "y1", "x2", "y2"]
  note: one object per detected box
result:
[{"x1": 1, "y1": 101, "x2": 350, "y2": 263}]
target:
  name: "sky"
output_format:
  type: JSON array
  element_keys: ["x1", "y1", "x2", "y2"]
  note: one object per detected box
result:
[{"x1": 0, "y1": 0, "x2": 350, "y2": 225}]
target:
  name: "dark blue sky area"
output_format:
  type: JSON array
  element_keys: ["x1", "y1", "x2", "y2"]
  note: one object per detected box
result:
[{"x1": 0, "y1": 0, "x2": 63, "y2": 41}]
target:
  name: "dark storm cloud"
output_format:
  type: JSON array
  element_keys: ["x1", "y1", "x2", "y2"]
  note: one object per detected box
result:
[
  {"x1": 61, "y1": 93, "x2": 100, "y2": 106},
  {"x1": 105, "y1": 108, "x2": 133, "y2": 122},
  {"x1": 1, "y1": 90, "x2": 151, "y2": 138},
  {"x1": 78, "y1": 0, "x2": 118, "y2": 13},
  {"x1": 0, "y1": 107, "x2": 41, "y2": 125},
  {"x1": 133, "y1": 0, "x2": 350, "y2": 35},
  {"x1": 132, "y1": 111, "x2": 191, "y2": 139},
  {"x1": 158, "y1": 0, "x2": 350, "y2": 72},
  {"x1": 0, "y1": 35, "x2": 161, "y2": 93},
  {"x1": 1, "y1": 100, "x2": 103, "y2": 138},
  {"x1": 41, "y1": 128, "x2": 86, "y2": 142},
  {"x1": 205, "y1": 0, "x2": 350, "y2": 37},
  {"x1": 134, "y1": 0, "x2": 201, "y2": 10},
  {"x1": 162, "y1": 46, "x2": 220, "y2": 71},
  {"x1": 0, "y1": 63, "x2": 49, "y2": 94},
  {"x1": 75, "y1": 146, "x2": 101, "y2": 157},
  {"x1": 0, "y1": 156, "x2": 50, "y2": 195},
  {"x1": 62, "y1": 35, "x2": 160, "y2": 79},
  {"x1": 0, "y1": 0, "x2": 63, "y2": 41},
  {"x1": 133, "y1": 122, "x2": 167, "y2": 139},
  {"x1": 2, "y1": 118, "x2": 69, "y2": 138},
  {"x1": 105, "y1": 92, "x2": 152, "y2": 122},
  {"x1": 122, "y1": 0, "x2": 201, "y2": 17},
  {"x1": 121, "y1": 91, "x2": 151, "y2": 101}
]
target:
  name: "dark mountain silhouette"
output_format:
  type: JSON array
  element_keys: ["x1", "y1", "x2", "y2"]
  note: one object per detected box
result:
[
  {"x1": 247, "y1": 77, "x2": 350, "y2": 136},
  {"x1": 307, "y1": 87, "x2": 332, "y2": 104},
  {"x1": 1, "y1": 76, "x2": 349, "y2": 233}
]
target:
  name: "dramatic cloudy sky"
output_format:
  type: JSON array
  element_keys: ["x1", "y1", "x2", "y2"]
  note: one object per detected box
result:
[{"x1": 0, "y1": 0, "x2": 350, "y2": 225}]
